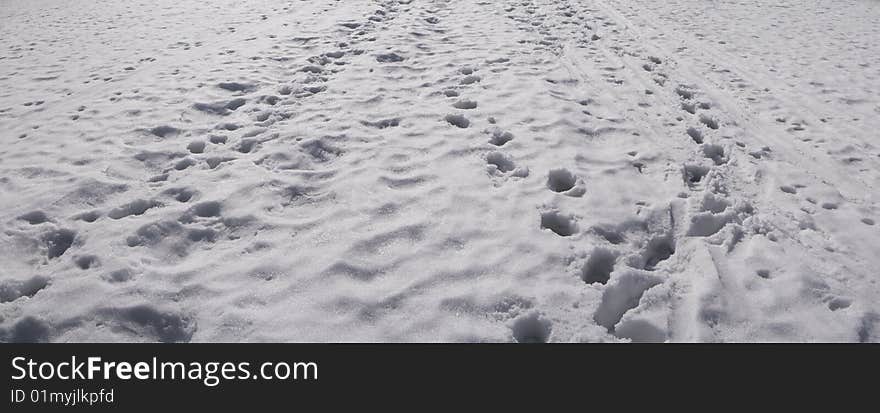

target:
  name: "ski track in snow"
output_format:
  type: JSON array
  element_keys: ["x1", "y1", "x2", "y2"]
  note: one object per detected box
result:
[{"x1": 0, "y1": 0, "x2": 878, "y2": 342}]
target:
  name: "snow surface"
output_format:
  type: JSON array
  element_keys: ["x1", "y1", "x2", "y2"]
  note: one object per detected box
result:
[{"x1": 1, "y1": 0, "x2": 879, "y2": 342}]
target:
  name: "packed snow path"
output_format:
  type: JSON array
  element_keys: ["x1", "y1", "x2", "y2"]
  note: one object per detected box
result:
[{"x1": 1, "y1": 0, "x2": 878, "y2": 342}]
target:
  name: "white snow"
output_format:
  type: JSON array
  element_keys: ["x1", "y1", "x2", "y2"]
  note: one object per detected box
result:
[{"x1": 1, "y1": 0, "x2": 879, "y2": 342}]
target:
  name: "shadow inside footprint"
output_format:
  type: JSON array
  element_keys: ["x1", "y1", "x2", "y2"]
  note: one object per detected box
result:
[
  {"x1": 511, "y1": 312, "x2": 552, "y2": 343},
  {"x1": 540, "y1": 211, "x2": 578, "y2": 236},
  {"x1": 44, "y1": 229, "x2": 75, "y2": 259},
  {"x1": 445, "y1": 114, "x2": 470, "y2": 128},
  {"x1": 582, "y1": 248, "x2": 617, "y2": 285},
  {"x1": 547, "y1": 168, "x2": 577, "y2": 192}
]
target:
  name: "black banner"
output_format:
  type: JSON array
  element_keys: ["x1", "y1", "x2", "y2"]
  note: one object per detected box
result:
[{"x1": 1, "y1": 344, "x2": 875, "y2": 410}]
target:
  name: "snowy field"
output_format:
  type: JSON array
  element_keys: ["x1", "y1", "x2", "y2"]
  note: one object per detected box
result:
[{"x1": 1, "y1": 0, "x2": 879, "y2": 342}]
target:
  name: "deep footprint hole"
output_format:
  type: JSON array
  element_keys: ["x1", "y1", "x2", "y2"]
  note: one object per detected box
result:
[
  {"x1": 44, "y1": 229, "x2": 76, "y2": 259},
  {"x1": 547, "y1": 168, "x2": 577, "y2": 192},
  {"x1": 686, "y1": 127, "x2": 704, "y2": 144},
  {"x1": 699, "y1": 114, "x2": 719, "y2": 130},
  {"x1": 512, "y1": 313, "x2": 552, "y2": 343},
  {"x1": 540, "y1": 211, "x2": 578, "y2": 237},
  {"x1": 702, "y1": 144, "x2": 726, "y2": 165},
  {"x1": 74, "y1": 255, "x2": 99, "y2": 270},
  {"x1": 486, "y1": 152, "x2": 516, "y2": 172},
  {"x1": 445, "y1": 114, "x2": 470, "y2": 128},
  {"x1": 643, "y1": 237, "x2": 675, "y2": 271},
  {"x1": 582, "y1": 248, "x2": 617, "y2": 285},
  {"x1": 683, "y1": 164, "x2": 710, "y2": 186},
  {"x1": 489, "y1": 130, "x2": 513, "y2": 146}
]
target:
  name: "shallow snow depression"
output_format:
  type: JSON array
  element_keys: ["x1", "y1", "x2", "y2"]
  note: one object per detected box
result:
[{"x1": 1, "y1": 0, "x2": 879, "y2": 342}]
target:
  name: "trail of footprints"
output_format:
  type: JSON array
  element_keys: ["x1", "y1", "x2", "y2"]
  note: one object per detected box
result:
[
  {"x1": 423, "y1": 0, "x2": 685, "y2": 341},
  {"x1": 1, "y1": 0, "x2": 420, "y2": 342},
  {"x1": 5, "y1": 0, "x2": 873, "y2": 342},
  {"x1": 2, "y1": 0, "x2": 667, "y2": 341},
  {"x1": 585, "y1": 0, "x2": 866, "y2": 339},
  {"x1": 495, "y1": 0, "x2": 799, "y2": 341}
]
